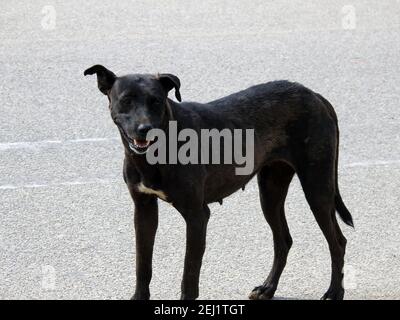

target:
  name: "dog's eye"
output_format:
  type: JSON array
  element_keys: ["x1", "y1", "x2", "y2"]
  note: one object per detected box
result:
[{"x1": 118, "y1": 98, "x2": 134, "y2": 113}]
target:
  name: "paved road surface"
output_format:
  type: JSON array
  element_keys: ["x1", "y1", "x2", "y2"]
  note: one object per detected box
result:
[{"x1": 1, "y1": 0, "x2": 399, "y2": 299}]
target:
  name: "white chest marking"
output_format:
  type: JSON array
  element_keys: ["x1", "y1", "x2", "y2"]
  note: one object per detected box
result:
[{"x1": 137, "y1": 182, "x2": 168, "y2": 201}]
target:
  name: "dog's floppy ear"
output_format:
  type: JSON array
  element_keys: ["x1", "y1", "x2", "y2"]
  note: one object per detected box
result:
[
  {"x1": 159, "y1": 73, "x2": 182, "y2": 102},
  {"x1": 84, "y1": 65, "x2": 116, "y2": 95}
]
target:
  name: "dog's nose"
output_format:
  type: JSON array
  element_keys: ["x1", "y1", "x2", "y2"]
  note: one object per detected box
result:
[{"x1": 137, "y1": 124, "x2": 153, "y2": 137}]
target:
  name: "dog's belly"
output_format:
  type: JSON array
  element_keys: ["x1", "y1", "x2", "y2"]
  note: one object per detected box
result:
[{"x1": 203, "y1": 165, "x2": 257, "y2": 203}]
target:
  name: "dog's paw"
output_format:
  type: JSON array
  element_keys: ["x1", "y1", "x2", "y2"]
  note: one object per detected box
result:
[
  {"x1": 320, "y1": 288, "x2": 344, "y2": 300},
  {"x1": 180, "y1": 294, "x2": 197, "y2": 300},
  {"x1": 131, "y1": 292, "x2": 150, "y2": 300},
  {"x1": 248, "y1": 285, "x2": 276, "y2": 300}
]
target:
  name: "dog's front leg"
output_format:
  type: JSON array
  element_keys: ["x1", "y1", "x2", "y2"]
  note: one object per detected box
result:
[
  {"x1": 179, "y1": 205, "x2": 210, "y2": 300},
  {"x1": 130, "y1": 191, "x2": 158, "y2": 300}
]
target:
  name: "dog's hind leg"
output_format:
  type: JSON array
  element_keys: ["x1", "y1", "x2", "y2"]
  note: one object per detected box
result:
[
  {"x1": 297, "y1": 160, "x2": 347, "y2": 300},
  {"x1": 249, "y1": 161, "x2": 295, "y2": 300}
]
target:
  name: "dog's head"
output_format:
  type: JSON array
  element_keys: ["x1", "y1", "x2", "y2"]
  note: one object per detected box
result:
[{"x1": 84, "y1": 64, "x2": 181, "y2": 155}]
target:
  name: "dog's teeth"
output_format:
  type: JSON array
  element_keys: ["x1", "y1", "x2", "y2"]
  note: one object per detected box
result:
[
  {"x1": 134, "y1": 140, "x2": 150, "y2": 148},
  {"x1": 128, "y1": 140, "x2": 149, "y2": 155}
]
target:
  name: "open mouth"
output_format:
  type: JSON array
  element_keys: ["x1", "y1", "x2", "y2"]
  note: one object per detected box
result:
[
  {"x1": 117, "y1": 126, "x2": 153, "y2": 155},
  {"x1": 128, "y1": 139, "x2": 151, "y2": 154}
]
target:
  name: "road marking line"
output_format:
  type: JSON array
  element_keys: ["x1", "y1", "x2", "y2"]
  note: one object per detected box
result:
[
  {"x1": 69, "y1": 138, "x2": 119, "y2": 143},
  {"x1": 0, "y1": 140, "x2": 62, "y2": 151},
  {"x1": 0, "y1": 178, "x2": 119, "y2": 190},
  {"x1": 0, "y1": 159, "x2": 399, "y2": 190},
  {"x1": 0, "y1": 138, "x2": 399, "y2": 189},
  {"x1": 0, "y1": 137, "x2": 399, "y2": 168},
  {"x1": 344, "y1": 160, "x2": 400, "y2": 167},
  {"x1": 0, "y1": 138, "x2": 119, "y2": 151}
]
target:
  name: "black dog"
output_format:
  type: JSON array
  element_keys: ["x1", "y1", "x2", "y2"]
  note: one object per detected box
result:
[{"x1": 84, "y1": 65, "x2": 353, "y2": 300}]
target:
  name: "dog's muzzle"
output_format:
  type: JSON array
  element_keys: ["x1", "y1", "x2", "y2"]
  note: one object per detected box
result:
[
  {"x1": 117, "y1": 125, "x2": 153, "y2": 155},
  {"x1": 128, "y1": 139, "x2": 151, "y2": 155}
]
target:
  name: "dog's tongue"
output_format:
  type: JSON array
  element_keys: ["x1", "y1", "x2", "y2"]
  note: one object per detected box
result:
[{"x1": 134, "y1": 139, "x2": 150, "y2": 148}]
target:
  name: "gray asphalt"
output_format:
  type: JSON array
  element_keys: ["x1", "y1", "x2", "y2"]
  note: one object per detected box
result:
[{"x1": 1, "y1": 0, "x2": 399, "y2": 300}]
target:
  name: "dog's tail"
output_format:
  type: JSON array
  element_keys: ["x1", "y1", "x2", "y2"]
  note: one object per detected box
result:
[
  {"x1": 317, "y1": 93, "x2": 354, "y2": 228},
  {"x1": 335, "y1": 193, "x2": 354, "y2": 227},
  {"x1": 334, "y1": 134, "x2": 354, "y2": 227}
]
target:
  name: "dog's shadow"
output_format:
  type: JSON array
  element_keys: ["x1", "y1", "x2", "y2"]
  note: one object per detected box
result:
[{"x1": 269, "y1": 296, "x2": 303, "y2": 300}]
